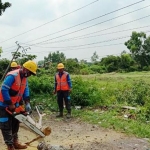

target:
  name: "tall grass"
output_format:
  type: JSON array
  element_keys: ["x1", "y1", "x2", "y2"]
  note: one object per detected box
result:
[{"x1": 28, "y1": 72, "x2": 150, "y2": 138}]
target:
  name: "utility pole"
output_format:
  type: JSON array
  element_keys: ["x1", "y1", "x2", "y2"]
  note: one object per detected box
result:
[{"x1": 0, "y1": 41, "x2": 21, "y2": 81}]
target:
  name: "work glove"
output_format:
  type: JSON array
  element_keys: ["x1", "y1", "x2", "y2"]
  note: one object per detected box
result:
[
  {"x1": 25, "y1": 102, "x2": 32, "y2": 113},
  {"x1": 8, "y1": 104, "x2": 15, "y2": 111}
]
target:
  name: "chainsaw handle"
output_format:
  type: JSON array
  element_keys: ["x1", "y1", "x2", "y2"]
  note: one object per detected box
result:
[
  {"x1": 5, "y1": 106, "x2": 29, "y2": 116},
  {"x1": 5, "y1": 107, "x2": 14, "y2": 115}
]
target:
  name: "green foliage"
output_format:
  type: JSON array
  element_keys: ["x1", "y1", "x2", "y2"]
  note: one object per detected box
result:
[
  {"x1": 120, "y1": 53, "x2": 135, "y2": 71},
  {"x1": 80, "y1": 67, "x2": 91, "y2": 75},
  {"x1": 115, "y1": 80, "x2": 150, "y2": 107},
  {"x1": 17, "y1": 54, "x2": 37, "y2": 65},
  {"x1": 0, "y1": 58, "x2": 9, "y2": 79},
  {"x1": 44, "y1": 51, "x2": 66, "y2": 64},
  {"x1": 64, "y1": 58, "x2": 80, "y2": 74},
  {"x1": 125, "y1": 31, "x2": 150, "y2": 68},
  {"x1": 90, "y1": 65, "x2": 106, "y2": 73},
  {"x1": 91, "y1": 51, "x2": 99, "y2": 63},
  {"x1": 28, "y1": 75, "x2": 54, "y2": 96},
  {"x1": 100, "y1": 55, "x2": 121, "y2": 72},
  {"x1": 0, "y1": 1, "x2": 11, "y2": 16},
  {"x1": 0, "y1": 47, "x2": 2, "y2": 56},
  {"x1": 79, "y1": 109, "x2": 150, "y2": 138}
]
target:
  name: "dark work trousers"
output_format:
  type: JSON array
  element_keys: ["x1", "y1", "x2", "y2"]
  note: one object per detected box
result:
[
  {"x1": 57, "y1": 90, "x2": 71, "y2": 114},
  {"x1": 0, "y1": 107, "x2": 19, "y2": 146}
]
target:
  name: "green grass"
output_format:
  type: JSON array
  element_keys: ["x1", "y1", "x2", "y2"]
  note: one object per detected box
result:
[
  {"x1": 31, "y1": 94, "x2": 150, "y2": 139},
  {"x1": 72, "y1": 108, "x2": 150, "y2": 138},
  {"x1": 30, "y1": 71, "x2": 150, "y2": 139}
]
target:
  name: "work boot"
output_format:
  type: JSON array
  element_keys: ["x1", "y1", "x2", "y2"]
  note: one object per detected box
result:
[
  {"x1": 13, "y1": 139, "x2": 27, "y2": 149},
  {"x1": 7, "y1": 145, "x2": 15, "y2": 150},
  {"x1": 66, "y1": 112, "x2": 71, "y2": 119},
  {"x1": 56, "y1": 112, "x2": 63, "y2": 118}
]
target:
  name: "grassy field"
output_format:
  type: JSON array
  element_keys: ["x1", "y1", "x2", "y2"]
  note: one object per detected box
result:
[
  {"x1": 71, "y1": 72, "x2": 150, "y2": 138},
  {"x1": 30, "y1": 71, "x2": 150, "y2": 139}
]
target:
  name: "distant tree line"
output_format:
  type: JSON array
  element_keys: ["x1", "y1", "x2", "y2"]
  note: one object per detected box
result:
[
  {"x1": 0, "y1": 31, "x2": 150, "y2": 78},
  {"x1": 39, "y1": 31, "x2": 150, "y2": 74}
]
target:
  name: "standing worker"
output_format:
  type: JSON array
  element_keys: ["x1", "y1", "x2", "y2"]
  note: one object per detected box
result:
[
  {"x1": 0, "y1": 60, "x2": 37, "y2": 150},
  {"x1": 10, "y1": 61, "x2": 21, "y2": 71},
  {"x1": 54, "y1": 63, "x2": 72, "y2": 118}
]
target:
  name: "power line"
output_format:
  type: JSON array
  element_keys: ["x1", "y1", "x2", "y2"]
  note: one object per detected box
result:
[
  {"x1": 38, "y1": 25, "x2": 150, "y2": 45},
  {"x1": 5, "y1": 14, "x2": 150, "y2": 51},
  {"x1": 0, "y1": 0, "x2": 100, "y2": 44},
  {"x1": 5, "y1": 23, "x2": 150, "y2": 51},
  {"x1": 28, "y1": 43, "x2": 124, "y2": 54},
  {"x1": 22, "y1": 1, "x2": 147, "y2": 44},
  {"x1": 23, "y1": 35, "x2": 129, "y2": 49},
  {"x1": 2, "y1": 1, "x2": 147, "y2": 50},
  {"x1": 3, "y1": 45, "x2": 17, "y2": 50},
  {"x1": 22, "y1": 29, "x2": 150, "y2": 50},
  {"x1": 23, "y1": 7, "x2": 150, "y2": 46}
]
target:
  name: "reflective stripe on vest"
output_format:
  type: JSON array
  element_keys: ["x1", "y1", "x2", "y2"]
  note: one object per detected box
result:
[
  {"x1": 0, "y1": 69, "x2": 27, "y2": 104},
  {"x1": 0, "y1": 117, "x2": 8, "y2": 122},
  {"x1": 56, "y1": 72, "x2": 69, "y2": 91}
]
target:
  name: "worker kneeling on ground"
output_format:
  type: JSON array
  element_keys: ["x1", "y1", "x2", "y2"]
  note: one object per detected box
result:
[
  {"x1": 54, "y1": 63, "x2": 72, "y2": 118},
  {"x1": 0, "y1": 60, "x2": 37, "y2": 150}
]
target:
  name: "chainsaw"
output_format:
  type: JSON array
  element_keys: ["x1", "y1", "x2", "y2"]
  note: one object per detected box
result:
[{"x1": 6, "y1": 105, "x2": 46, "y2": 137}]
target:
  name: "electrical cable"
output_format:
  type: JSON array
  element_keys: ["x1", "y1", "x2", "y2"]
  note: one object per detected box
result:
[
  {"x1": 22, "y1": 1, "x2": 148, "y2": 44},
  {"x1": 28, "y1": 43, "x2": 124, "y2": 54},
  {"x1": 0, "y1": 0, "x2": 100, "y2": 44},
  {"x1": 21, "y1": 30, "x2": 150, "y2": 49},
  {"x1": 22, "y1": 8, "x2": 150, "y2": 46},
  {"x1": 2, "y1": 1, "x2": 148, "y2": 50},
  {"x1": 38, "y1": 25, "x2": 150, "y2": 45}
]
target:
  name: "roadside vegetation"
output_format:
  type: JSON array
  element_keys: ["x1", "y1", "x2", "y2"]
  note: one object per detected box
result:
[
  {"x1": 28, "y1": 72, "x2": 150, "y2": 139},
  {"x1": 0, "y1": 31, "x2": 150, "y2": 139}
]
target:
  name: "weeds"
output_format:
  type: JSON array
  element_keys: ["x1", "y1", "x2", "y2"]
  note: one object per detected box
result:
[{"x1": 28, "y1": 72, "x2": 150, "y2": 138}]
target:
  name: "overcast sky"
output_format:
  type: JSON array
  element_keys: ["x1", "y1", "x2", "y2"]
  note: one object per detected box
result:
[{"x1": 0, "y1": 0, "x2": 150, "y2": 62}]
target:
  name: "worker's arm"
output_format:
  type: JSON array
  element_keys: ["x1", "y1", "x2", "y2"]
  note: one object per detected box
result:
[
  {"x1": 1, "y1": 75, "x2": 15, "y2": 105},
  {"x1": 54, "y1": 75, "x2": 57, "y2": 94},
  {"x1": 67, "y1": 74, "x2": 72, "y2": 89}
]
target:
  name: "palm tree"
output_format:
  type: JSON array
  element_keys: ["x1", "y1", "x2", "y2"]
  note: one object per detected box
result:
[{"x1": 0, "y1": 0, "x2": 11, "y2": 16}]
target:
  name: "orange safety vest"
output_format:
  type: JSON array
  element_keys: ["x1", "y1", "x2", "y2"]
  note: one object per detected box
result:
[
  {"x1": 0, "y1": 69, "x2": 27, "y2": 104},
  {"x1": 56, "y1": 72, "x2": 70, "y2": 91}
]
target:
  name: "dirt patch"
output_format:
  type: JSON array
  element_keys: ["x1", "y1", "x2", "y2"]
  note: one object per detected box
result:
[{"x1": 0, "y1": 114, "x2": 150, "y2": 150}]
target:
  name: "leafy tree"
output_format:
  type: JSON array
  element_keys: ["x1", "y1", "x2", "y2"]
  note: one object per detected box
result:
[
  {"x1": 120, "y1": 51, "x2": 135, "y2": 71},
  {"x1": 44, "y1": 51, "x2": 66, "y2": 64},
  {"x1": 0, "y1": 58, "x2": 9, "y2": 79},
  {"x1": 91, "y1": 51, "x2": 99, "y2": 63},
  {"x1": 0, "y1": 0, "x2": 11, "y2": 16},
  {"x1": 90, "y1": 65, "x2": 106, "y2": 73},
  {"x1": 80, "y1": 59, "x2": 87, "y2": 64},
  {"x1": 100, "y1": 55, "x2": 121, "y2": 72},
  {"x1": 64, "y1": 58, "x2": 80, "y2": 74},
  {"x1": 12, "y1": 51, "x2": 37, "y2": 65},
  {"x1": 125, "y1": 31, "x2": 150, "y2": 69},
  {"x1": 17, "y1": 54, "x2": 37, "y2": 65},
  {"x1": 38, "y1": 60, "x2": 44, "y2": 67}
]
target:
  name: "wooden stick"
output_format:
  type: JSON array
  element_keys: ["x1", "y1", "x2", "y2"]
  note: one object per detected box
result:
[{"x1": 25, "y1": 135, "x2": 42, "y2": 145}]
